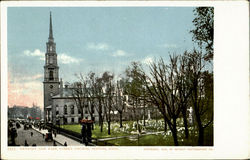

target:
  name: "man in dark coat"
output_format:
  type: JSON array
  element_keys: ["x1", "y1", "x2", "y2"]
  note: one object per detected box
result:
[
  {"x1": 81, "y1": 123, "x2": 87, "y2": 145},
  {"x1": 10, "y1": 127, "x2": 17, "y2": 146}
]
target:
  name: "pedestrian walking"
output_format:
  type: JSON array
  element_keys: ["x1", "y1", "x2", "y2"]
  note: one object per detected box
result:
[
  {"x1": 53, "y1": 130, "x2": 57, "y2": 137},
  {"x1": 53, "y1": 140, "x2": 57, "y2": 146},
  {"x1": 10, "y1": 127, "x2": 17, "y2": 146},
  {"x1": 24, "y1": 140, "x2": 29, "y2": 146},
  {"x1": 16, "y1": 122, "x2": 20, "y2": 129},
  {"x1": 81, "y1": 123, "x2": 87, "y2": 145}
]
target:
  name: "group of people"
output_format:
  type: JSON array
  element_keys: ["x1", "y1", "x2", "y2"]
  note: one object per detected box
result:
[
  {"x1": 8, "y1": 121, "x2": 18, "y2": 146},
  {"x1": 80, "y1": 119, "x2": 94, "y2": 146}
]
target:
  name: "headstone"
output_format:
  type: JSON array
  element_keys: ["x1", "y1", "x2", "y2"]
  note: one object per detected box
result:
[
  {"x1": 147, "y1": 110, "x2": 151, "y2": 120},
  {"x1": 188, "y1": 107, "x2": 193, "y2": 124}
]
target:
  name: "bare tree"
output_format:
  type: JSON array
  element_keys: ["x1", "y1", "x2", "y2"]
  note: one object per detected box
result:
[
  {"x1": 141, "y1": 56, "x2": 182, "y2": 146},
  {"x1": 176, "y1": 53, "x2": 193, "y2": 139},
  {"x1": 113, "y1": 79, "x2": 126, "y2": 128},
  {"x1": 185, "y1": 50, "x2": 213, "y2": 145},
  {"x1": 93, "y1": 75, "x2": 105, "y2": 133},
  {"x1": 102, "y1": 72, "x2": 114, "y2": 135},
  {"x1": 125, "y1": 62, "x2": 145, "y2": 133},
  {"x1": 85, "y1": 72, "x2": 98, "y2": 129},
  {"x1": 71, "y1": 75, "x2": 88, "y2": 120}
]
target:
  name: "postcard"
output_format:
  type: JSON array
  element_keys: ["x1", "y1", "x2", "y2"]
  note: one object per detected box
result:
[{"x1": 1, "y1": 1, "x2": 249, "y2": 159}]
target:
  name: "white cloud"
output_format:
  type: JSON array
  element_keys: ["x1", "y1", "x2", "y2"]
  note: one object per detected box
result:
[
  {"x1": 86, "y1": 42, "x2": 110, "y2": 51},
  {"x1": 23, "y1": 49, "x2": 81, "y2": 64},
  {"x1": 23, "y1": 49, "x2": 45, "y2": 60},
  {"x1": 19, "y1": 74, "x2": 43, "y2": 81},
  {"x1": 160, "y1": 43, "x2": 178, "y2": 48},
  {"x1": 58, "y1": 53, "x2": 82, "y2": 64},
  {"x1": 112, "y1": 50, "x2": 127, "y2": 57},
  {"x1": 142, "y1": 56, "x2": 154, "y2": 65},
  {"x1": 31, "y1": 74, "x2": 43, "y2": 80}
]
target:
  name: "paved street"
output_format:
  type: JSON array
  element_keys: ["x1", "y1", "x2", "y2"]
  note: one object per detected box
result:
[{"x1": 13, "y1": 125, "x2": 62, "y2": 146}]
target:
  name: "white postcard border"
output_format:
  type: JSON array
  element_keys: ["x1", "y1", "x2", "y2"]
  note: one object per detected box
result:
[{"x1": 1, "y1": 1, "x2": 249, "y2": 159}]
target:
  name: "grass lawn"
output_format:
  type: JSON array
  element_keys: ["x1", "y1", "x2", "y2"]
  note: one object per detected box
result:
[
  {"x1": 60, "y1": 119, "x2": 213, "y2": 146},
  {"x1": 60, "y1": 120, "x2": 165, "y2": 139},
  {"x1": 61, "y1": 122, "x2": 131, "y2": 139}
]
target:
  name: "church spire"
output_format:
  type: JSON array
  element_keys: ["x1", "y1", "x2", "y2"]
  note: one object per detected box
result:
[{"x1": 49, "y1": 12, "x2": 53, "y2": 40}]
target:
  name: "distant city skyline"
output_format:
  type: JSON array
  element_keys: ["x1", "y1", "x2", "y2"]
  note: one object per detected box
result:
[{"x1": 8, "y1": 7, "x2": 196, "y2": 108}]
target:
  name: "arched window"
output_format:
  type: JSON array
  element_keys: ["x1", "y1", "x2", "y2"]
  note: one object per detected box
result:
[
  {"x1": 49, "y1": 70, "x2": 54, "y2": 80},
  {"x1": 64, "y1": 105, "x2": 67, "y2": 114},
  {"x1": 71, "y1": 105, "x2": 74, "y2": 114}
]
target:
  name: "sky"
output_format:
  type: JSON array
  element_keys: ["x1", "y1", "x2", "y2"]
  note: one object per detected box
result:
[{"x1": 8, "y1": 7, "x2": 196, "y2": 109}]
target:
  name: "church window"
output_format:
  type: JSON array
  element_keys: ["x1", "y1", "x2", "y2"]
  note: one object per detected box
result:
[
  {"x1": 49, "y1": 56, "x2": 53, "y2": 64},
  {"x1": 64, "y1": 105, "x2": 67, "y2": 114},
  {"x1": 71, "y1": 105, "x2": 74, "y2": 114},
  {"x1": 49, "y1": 70, "x2": 54, "y2": 80}
]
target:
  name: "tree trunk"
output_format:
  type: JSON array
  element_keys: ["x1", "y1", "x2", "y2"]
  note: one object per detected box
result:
[
  {"x1": 198, "y1": 124, "x2": 204, "y2": 146},
  {"x1": 172, "y1": 129, "x2": 179, "y2": 146},
  {"x1": 182, "y1": 110, "x2": 189, "y2": 139},
  {"x1": 193, "y1": 89, "x2": 204, "y2": 145},
  {"x1": 119, "y1": 112, "x2": 123, "y2": 128},
  {"x1": 108, "y1": 121, "x2": 111, "y2": 135},
  {"x1": 100, "y1": 122, "x2": 103, "y2": 133},
  {"x1": 135, "y1": 99, "x2": 141, "y2": 133},
  {"x1": 99, "y1": 115, "x2": 103, "y2": 132},
  {"x1": 91, "y1": 116, "x2": 94, "y2": 130},
  {"x1": 81, "y1": 112, "x2": 84, "y2": 121},
  {"x1": 143, "y1": 98, "x2": 146, "y2": 126},
  {"x1": 98, "y1": 112, "x2": 102, "y2": 126},
  {"x1": 194, "y1": 104, "x2": 204, "y2": 145},
  {"x1": 172, "y1": 119, "x2": 179, "y2": 146},
  {"x1": 156, "y1": 109, "x2": 158, "y2": 123}
]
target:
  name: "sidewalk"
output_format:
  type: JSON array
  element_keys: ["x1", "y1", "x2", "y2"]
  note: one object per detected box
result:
[{"x1": 32, "y1": 127, "x2": 85, "y2": 146}]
